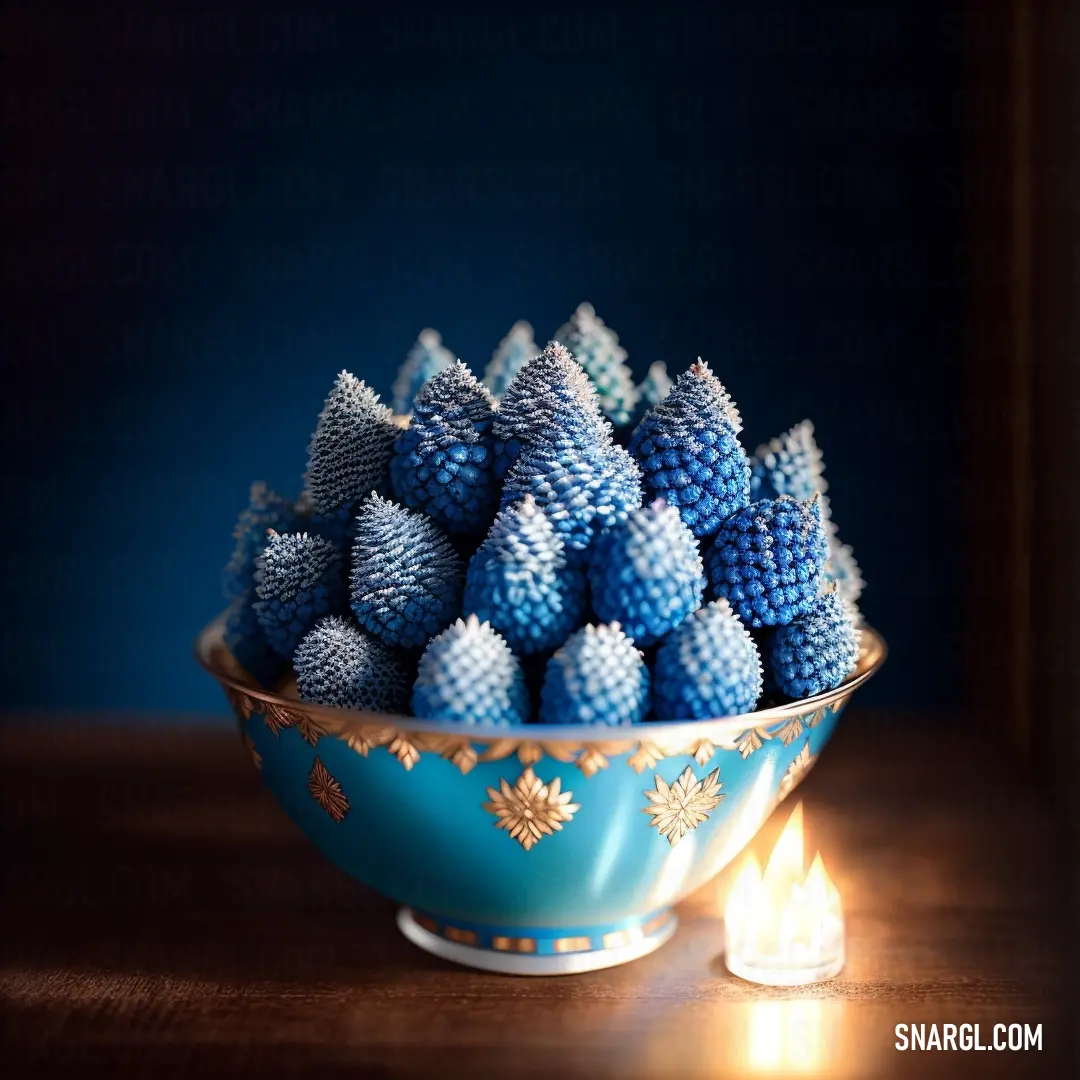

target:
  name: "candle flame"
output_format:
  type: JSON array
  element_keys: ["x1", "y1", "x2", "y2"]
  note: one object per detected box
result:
[{"x1": 724, "y1": 801, "x2": 844, "y2": 985}]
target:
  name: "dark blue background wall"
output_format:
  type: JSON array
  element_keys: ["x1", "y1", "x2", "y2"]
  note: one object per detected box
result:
[{"x1": 5, "y1": 4, "x2": 964, "y2": 715}]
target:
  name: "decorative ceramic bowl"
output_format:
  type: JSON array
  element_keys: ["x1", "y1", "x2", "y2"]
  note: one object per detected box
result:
[{"x1": 197, "y1": 616, "x2": 886, "y2": 975}]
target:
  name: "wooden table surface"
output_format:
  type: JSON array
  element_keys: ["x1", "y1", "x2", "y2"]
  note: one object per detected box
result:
[{"x1": 1, "y1": 712, "x2": 1072, "y2": 1078}]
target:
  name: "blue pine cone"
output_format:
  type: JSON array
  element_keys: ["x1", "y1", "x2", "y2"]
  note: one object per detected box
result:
[
  {"x1": 706, "y1": 496, "x2": 829, "y2": 628},
  {"x1": 350, "y1": 493, "x2": 464, "y2": 649},
  {"x1": 389, "y1": 362, "x2": 497, "y2": 535},
  {"x1": 555, "y1": 303, "x2": 639, "y2": 426},
  {"x1": 638, "y1": 360, "x2": 673, "y2": 407},
  {"x1": 391, "y1": 328, "x2": 456, "y2": 415},
  {"x1": 492, "y1": 341, "x2": 609, "y2": 480},
  {"x1": 539, "y1": 623, "x2": 650, "y2": 726},
  {"x1": 750, "y1": 419, "x2": 827, "y2": 503},
  {"x1": 483, "y1": 320, "x2": 538, "y2": 399},
  {"x1": 588, "y1": 500, "x2": 705, "y2": 646},
  {"x1": 749, "y1": 422, "x2": 865, "y2": 607},
  {"x1": 652, "y1": 599, "x2": 763, "y2": 719},
  {"x1": 632, "y1": 360, "x2": 673, "y2": 426},
  {"x1": 294, "y1": 616, "x2": 411, "y2": 713},
  {"x1": 820, "y1": 503, "x2": 865, "y2": 609},
  {"x1": 628, "y1": 359, "x2": 751, "y2": 539},
  {"x1": 766, "y1": 590, "x2": 861, "y2": 700},
  {"x1": 502, "y1": 439, "x2": 643, "y2": 556},
  {"x1": 222, "y1": 482, "x2": 297, "y2": 601},
  {"x1": 463, "y1": 494, "x2": 587, "y2": 655},
  {"x1": 411, "y1": 614, "x2": 529, "y2": 726},
  {"x1": 304, "y1": 371, "x2": 398, "y2": 515},
  {"x1": 823, "y1": 539, "x2": 865, "y2": 610},
  {"x1": 253, "y1": 531, "x2": 346, "y2": 659},
  {"x1": 223, "y1": 592, "x2": 285, "y2": 688}
]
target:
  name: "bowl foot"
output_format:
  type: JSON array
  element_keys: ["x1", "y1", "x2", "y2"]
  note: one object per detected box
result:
[{"x1": 396, "y1": 906, "x2": 678, "y2": 976}]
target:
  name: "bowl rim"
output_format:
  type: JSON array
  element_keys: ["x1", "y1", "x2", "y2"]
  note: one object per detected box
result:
[{"x1": 195, "y1": 613, "x2": 887, "y2": 744}]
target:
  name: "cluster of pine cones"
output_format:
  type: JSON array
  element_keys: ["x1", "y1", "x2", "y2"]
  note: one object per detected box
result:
[{"x1": 222, "y1": 305, "x2": 864, "y2": 727}]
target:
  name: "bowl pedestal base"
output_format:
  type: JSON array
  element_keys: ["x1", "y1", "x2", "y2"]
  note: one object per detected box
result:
[{"x1": 396, "y1": 906, "x2": 678, "y2": 976}]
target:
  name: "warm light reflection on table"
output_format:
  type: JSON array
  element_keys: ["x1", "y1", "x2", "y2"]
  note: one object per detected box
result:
[
  {"x1": 635, "y1": 998, "x2": 885, "y2": 1078},
  {"x1": 744, "y1": 999, "x2": 840, "y2": 1072}
]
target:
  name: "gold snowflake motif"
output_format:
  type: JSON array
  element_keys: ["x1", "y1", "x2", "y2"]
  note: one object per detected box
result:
[
  {"x1": 432, "y1": 738, "x2": 478, "y2": 775},
  {"x1": 627, "y1": 740, "x2": 666, "y2": 775},
  {"x1": 735, "y1": 727, "x2": 771, "y2": 758},
  {"x1": 263, "y1": 701, "x2": 299, "y2": 737},
  {"x1": 243, "y1": 734, "x2": 262, "y2": 772},
  {"x1": 308, "y1": 757, "x2": 350, "y2": 822},
  {"x1": 477, "y1": 740, "x2": 577, "y2": 767},
  {"x1": 779, "y1": 742, "x2": 816, "y2": 800},
  {"x1": 295, "y1": 713, "x2": 327, "y2": 747},
  {"x1": 575, "y1": 746, "x2": 611, "y2": 778},
  {"x1": 413, "y1": 732, "x2": 483, "y2": 775},
  {"x1": 690, "y1": 738, "x2": 716, "y2": 766},
  {"x1": 643, "y1": 766, "x2": 724, "y2": 847},
  {"x1": 512, "y1": 741, "x2": 547, "y2": 766},
  {"x1": 777, "y1": 715, "x2": 804, "y2": 746},
  {"x1": 483, "y1": 768, "x2": 580, "y2": 851},
  {"x1": 386, "y1": 733, "x2": 421, "y2": 771},
  {"x1": 343, "y1": 726, "x2": 392, "y2": 758},
  {"x1": 575, "y1": 741, "x2": 634, "y2": 777}
]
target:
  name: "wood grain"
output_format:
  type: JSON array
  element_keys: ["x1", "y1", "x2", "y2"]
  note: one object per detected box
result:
[{"x1": 0, "y1": 713, "x2": 1072, "y2": 1077}]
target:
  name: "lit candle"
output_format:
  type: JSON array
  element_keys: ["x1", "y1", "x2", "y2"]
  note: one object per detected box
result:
[{"x1": 723, "y1": 800, "x2": 844, "y2": 986}]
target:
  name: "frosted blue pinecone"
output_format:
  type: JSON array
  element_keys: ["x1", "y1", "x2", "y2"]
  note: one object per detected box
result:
[
  {"x1": 539, "y1": 623, "x2": 650, "y2": 726},
  {"x1": 391, "y1": 328, "x2": 456, "y2": 415},
  {"x1": 750, "y1": 420, "x2": 827, "y2": 502},
  {"x1": 253, "y1": 531, "x2": 346, "y2": 659},
  {"x1": 482, "y1": 320, "x2": 539, "y2": 399},
  {"x1": 491, "y1": 341, "x2": 610, "y2": 480},
  {"x1": 502, "y1": 439, "x2": 643, "y2": 557},
  {"x1": 304, "y1": 371, "x2": 398, "y2": 524},
  {"x1": 389, "y1": 362, "x2": 497, "y2": 535},
  {"x1": 630, "y1": 361, "x2": 674, "y2": 426},
  {"x1": 222, "y1": 482, "x2": 297, "y2": 601},
  {"x1": 349, "y1": 493, "x2": 464, "y2": 649},
  {"x1": 750, "y1": 421, "x2": 864, "y2": 607},
  {"x1": 411, "y1": 614, "x2": 529, "y2": 725},
  {"x1": 554, "y1": 302, "x2": 639, "y2": 426},
  {"x1": 705, "y1": 495, "x2": 829, "y2": 627},
  {"x1": 294, "y1": 616, "x2": 411, "y2": 712},
  {"x1": 588, "y1": 500, "x2": 705, "y2": 645},
  {"x1": 463, "y1": 494, "x2": 587, "y2": 655},
  {"x1": 766, "y1": 589, "x2": 861, "y2": 699},
  {"x1": 628, "y1": 359, "x2": 751, "y2": 539},
  {"x1": 652, "y1": 599, "x2": 762, "y2": 719},
  {"x1": 821, "y1": 512, "x2": 865, "y2": 610}
]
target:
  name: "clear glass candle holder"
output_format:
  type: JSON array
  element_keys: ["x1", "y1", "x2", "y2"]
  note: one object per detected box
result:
[{"x1": 723, "y1": 803, "x2": 845, "y2": 987}]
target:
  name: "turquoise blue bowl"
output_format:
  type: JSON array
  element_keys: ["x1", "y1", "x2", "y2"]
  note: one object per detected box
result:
[{"x1": 197, "y1": 616, "x2": 886, "y2": 975}]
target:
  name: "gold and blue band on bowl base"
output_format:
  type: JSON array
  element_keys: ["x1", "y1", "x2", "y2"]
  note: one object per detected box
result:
[{"x1": 397, "y1": 907, "x2": 679, "y2": 975}]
